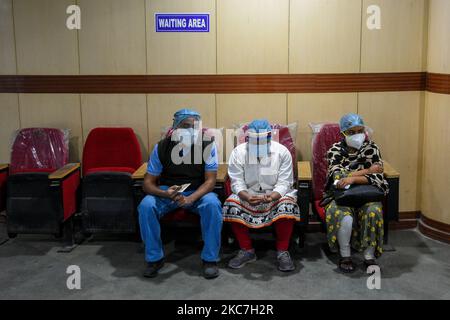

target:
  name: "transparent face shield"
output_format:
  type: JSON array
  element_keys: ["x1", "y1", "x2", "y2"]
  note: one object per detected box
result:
[
  {"x1": 246, "y1": 131, "x2": 271, "y2": 162},
  {"x1": 171, "y1": 119, "x2": 202, "y2": 147}
]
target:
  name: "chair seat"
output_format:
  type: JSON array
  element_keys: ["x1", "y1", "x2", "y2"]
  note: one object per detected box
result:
[
  {"x1": 11, "y1": 168, "x2": 54, "y2": 174},
  {"x1": 162, "y1": 208, "x2": 199, "y2": 224},
  {"x1": 85, "y1": 166, "x2": 136, "y2": 175}
]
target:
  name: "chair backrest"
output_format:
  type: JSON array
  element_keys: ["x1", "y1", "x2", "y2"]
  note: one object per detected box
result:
[
  {"x1": 82, "y1": 127, "x2": 142, "y2": 176},
  {"x1": 311, "y1": 123, "x2": 342, "y2": 200},
  {"x1": 10, "y1": 128, "x2": 69, "y2": 175}
]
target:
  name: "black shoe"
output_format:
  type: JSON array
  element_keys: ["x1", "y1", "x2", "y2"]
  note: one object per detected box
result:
[
  {"x1": 143, "y1": 258, "x2": 165, "y2": 278},
  {"x1": 202, "y1": 260, "x2": 219, "y2": 279}
]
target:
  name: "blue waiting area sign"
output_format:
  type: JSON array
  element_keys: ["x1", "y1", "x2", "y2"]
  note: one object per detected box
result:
[{"x1": 155, "y1": 13, "x2": 210, "y2": 32}]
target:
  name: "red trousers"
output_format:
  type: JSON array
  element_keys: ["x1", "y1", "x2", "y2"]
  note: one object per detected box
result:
[{"x1": 231, "y1": 219, "x2": 295, "y2": 251}]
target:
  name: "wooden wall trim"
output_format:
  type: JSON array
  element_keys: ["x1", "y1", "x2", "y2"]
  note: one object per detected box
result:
[
  {"x1": 419, "y1": 214, "x2": 450, "y2": 244},
  {"x1": 389, "y1": 211, "x2": 421, "y2": 230},
  {"x1": 0, "y1": 72, "x2": 427, "y2": 94},
  {"x1": 426, "y1": 73, "x2": 450, "y2": 94}
]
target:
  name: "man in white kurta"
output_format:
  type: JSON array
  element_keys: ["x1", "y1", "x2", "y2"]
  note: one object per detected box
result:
[{"x1": 222, "y1": 119, "x2": 300, "y2": 272}]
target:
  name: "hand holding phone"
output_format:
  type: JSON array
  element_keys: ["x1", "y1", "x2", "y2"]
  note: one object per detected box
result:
[{"x1": 167, "y1": 183, "x2": 191, "y2": 201}]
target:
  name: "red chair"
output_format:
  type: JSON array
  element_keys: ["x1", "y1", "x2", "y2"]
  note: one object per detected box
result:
[
  {"x1": 81, "y1": 127, "x2": 143, "y2": 234},
  {"x1": 223, "y1": 123, "x2": 311, "y2": 248},
  {"x1": 5, "y1": 128, "x2": 80, "y2": 240},
  {"x1": 311, "y1": 123, "x2": 342, "y2": 222},
  {"x1": 311, "y1": 123, "x2": 400, "y2": 243},
  {"x1": 0, "y1": 164, "x2": 8, "y2": 213}
]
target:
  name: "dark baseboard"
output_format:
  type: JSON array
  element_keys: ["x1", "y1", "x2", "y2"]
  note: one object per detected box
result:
[{"x1": 419, "y1": 214, "x2": 450, "y2": 244}]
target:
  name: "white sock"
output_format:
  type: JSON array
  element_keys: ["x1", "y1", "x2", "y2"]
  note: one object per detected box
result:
[
  {"x1": 337, "y1": 215, "x2": 353, "y2": 258},
  {"x1": 364, "y1": 247, "x2": 376, "y2": 260}
]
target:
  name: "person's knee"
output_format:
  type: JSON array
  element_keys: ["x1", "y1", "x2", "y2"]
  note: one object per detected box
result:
[
  {"x1": 341, "y1": 214, "x2": 353, "y2": 228},
  {"x1": 199, "y1": 193, "x2": 222, "y2": 220},
  {"x1": 138, "y1": 195, "x2": 157, "y2": 218},
  {"x1": 201, "y1": 192, "x2": 221, "y2": 208},
  {"x1": 366, "y1": 203, "x2": 383, "y2": 220}
]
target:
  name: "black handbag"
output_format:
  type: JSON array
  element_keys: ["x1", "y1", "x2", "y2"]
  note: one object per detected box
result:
[{"x1": 334, "y1": 184, "x2": 384, "y2": 208}]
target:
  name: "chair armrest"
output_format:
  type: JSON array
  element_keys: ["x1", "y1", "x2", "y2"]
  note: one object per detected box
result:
[
  {"x1": 0, "y1": 164, "x2": 9, "y2": 172},
  {"x1": 297, "y1": 161, "x2": 312, "y2": 181},
  {"x1": 383, "y1": 161, "x2": 400, "y2": 178},
  {"x1": 49, "y1": 163, "x2": 80, "y2": 180},
  {"x1": 132, "y1": 163, "x2": 147, "y2": 180},
  {"x1": 217, "y1": 163, "x2": 228, "y2": 183}
]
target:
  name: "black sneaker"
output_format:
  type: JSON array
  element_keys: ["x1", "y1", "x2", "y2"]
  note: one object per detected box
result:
[
  {"x1": 277, "y1": 251, "x2": 295, "y2": 272},
  {"x1": 202, "y1": 261, "x2": 219, "y2": 279},
  {"x1": 143, "y1": 258, "x2": 165, "y2": 278}
]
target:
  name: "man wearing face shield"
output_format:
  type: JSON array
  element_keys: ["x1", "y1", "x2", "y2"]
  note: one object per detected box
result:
[
  {"x1": 138, "y1": 109, "x2": 222, "y2": 279},
  {"x1": 223, "y1": 119, "x2": 301, "y2": 272},
  {"x1": 323, "y1": 113, "x2": 389, "y2": 273}
]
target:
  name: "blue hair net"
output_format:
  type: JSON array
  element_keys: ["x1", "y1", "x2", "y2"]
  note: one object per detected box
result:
[
  {"x1": 248, "y1": 119, "x2": 272, "y2": 133},
  {"x1": 339, "y1": 113, "x2": 365, "y2": 132},
  {"x1": 172, "y1": 109, "x2": 201, "y2": 128}
]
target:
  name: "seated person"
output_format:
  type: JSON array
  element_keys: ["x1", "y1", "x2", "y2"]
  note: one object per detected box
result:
[
  {"x1": 323, "y1": 113, "x2": 388, "y2": 273},
  {"x1": 138, "y1": 109, "x2": 222, "y2": 279},
  {"x1": 223, "y1": 119, "x2": 300, "y2": 272}
]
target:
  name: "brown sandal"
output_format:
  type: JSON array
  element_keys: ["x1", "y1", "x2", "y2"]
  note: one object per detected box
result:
[{"x1": 339, "y1": 257, "x2": 356, "y2": 273}]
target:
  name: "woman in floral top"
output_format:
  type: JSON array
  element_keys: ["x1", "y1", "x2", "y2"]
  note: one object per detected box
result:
[{"x1": 323, "y1": 113, "x2": 389, "y2": 273}]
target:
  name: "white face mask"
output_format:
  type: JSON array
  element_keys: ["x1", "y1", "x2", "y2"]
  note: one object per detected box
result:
[
  {"x1": 345, "y1": 133, "x2": 366, "y2": 150},
  {"x1": 173, "y1": 128, "x2": 198, "y2": 147}
]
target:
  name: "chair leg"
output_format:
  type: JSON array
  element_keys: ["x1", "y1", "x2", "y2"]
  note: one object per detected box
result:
[
  {"x1": 295, "y1": 224, "x2": 306, "y2": 249},
  {"x1": 57, "y1": 217, "x2": 78, "y2": 253},
  {"x1": 382, "y1": 216, "x2": 396, "y2": 252}
]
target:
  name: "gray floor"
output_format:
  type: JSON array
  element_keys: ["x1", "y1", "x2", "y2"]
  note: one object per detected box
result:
[{"x1": 0, "y1": 222, "x2": 449, "y2": 300}]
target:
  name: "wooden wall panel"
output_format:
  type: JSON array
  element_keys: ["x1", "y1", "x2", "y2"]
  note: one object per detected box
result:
[
  {"x1": 18, "y1": 93, "x2": 82, "y2": 161},
  {"x1": 361, "y1": 0, "x2": 427, "y2": 72},
  {"x1": 13, "y1": 0, "x2": 78, "y2": 74},
  {"x1": 289, "y1": 0, "x2": 361, "y2": 73},
  {"x1": 78, "y1": 0, "x2": 146, "y2": 74},
  {"x1": 427, "y1": 0, "x2": 450, "y2": 73},
  {"x1": 287, "y1": 93, "x2": 357, "y2": 161},
  {"x1": 0, "y1": 94, "x2": 19, "y2": 163},
  {"x1": 0, "y1": 0, "x2": 16, "y2": 74},
  {"x1": 359, "y1": 91, "x2": 423, "y2": 212},
  {"x1": 421, "y1": 92, "x2": 450, "y2": 224},
  {"x1": 217, "y1": 0, "x2": 289, "y2": 74}
]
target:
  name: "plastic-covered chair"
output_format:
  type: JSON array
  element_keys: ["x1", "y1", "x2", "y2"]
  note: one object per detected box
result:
[
  {"x1": 0, "y1": 164, "x2": 8, "y2": 213},
  {"x1": 311, "y1": 123, "x2": 342, "y2": 222},
  {"x1": 310, "y1": 123, "x2": 400, "y2": 243},
  {"x1": 81, "y1": 127, "x2": 143, "y2": 234},
  {"x1": 223, "y1": 123, "x2": 311, "y2": 248},
  {"x1": 5, "y1": 128, "x2": 80, "y2": 240}
]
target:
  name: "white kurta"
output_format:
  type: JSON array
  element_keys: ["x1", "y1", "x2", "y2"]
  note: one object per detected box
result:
[{"x1": 227, "y1": 141, "x2": 297, "y2": 199}]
